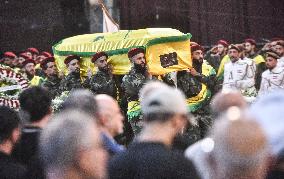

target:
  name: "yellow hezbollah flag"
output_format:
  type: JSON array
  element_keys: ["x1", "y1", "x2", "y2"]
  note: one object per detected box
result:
[{"x1": 52, "y1": 28, "x2": 192, "y2": 76}]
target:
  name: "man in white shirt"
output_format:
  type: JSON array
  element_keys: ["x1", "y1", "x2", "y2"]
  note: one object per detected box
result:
[
  {"x1": 259, "y1": 51, "x2": 284, "y2": 96},
  {"x1": 222, "y1": 44, "x2": 256, "y2": 96}
]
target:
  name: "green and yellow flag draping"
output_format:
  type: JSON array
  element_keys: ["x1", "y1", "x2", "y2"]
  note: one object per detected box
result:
[
  {"x1": 186, "y1": 61, "x2": 215, "y2": 112},
  {"x1": 52, "y1": 28, "x2": 192, "y2": 76}
]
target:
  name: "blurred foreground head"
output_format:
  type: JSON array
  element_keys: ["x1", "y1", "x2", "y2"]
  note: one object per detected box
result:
[
  {"x1": 208, "y1": 108, "x2": 268, "y2": 179},
  {"x1": 40, "y1": 110, "x2": 107, "y2": 179}
]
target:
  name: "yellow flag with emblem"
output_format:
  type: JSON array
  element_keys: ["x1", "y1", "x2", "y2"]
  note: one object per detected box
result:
[{"x1": 52, "y1": 28, "x2": 192, "y2": 76}]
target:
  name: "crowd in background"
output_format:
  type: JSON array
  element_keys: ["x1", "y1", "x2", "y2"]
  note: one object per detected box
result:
[{"x1": 0, "y1": 37, "x2": 284, "y2": 178}]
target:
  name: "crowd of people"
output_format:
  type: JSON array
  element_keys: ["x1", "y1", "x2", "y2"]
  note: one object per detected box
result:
[{"x1": 0, "y1": 37, "x2": 284, "y2": 178}]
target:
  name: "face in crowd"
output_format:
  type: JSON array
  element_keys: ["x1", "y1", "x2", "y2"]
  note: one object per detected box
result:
[
  {"x1": 275, "y1": 44, "x2": 284, "y2": 57},
  {"x1": 265, "y1": 56, "x2": 278, "y2": 70},
  {"x1": 68, "y1": 59, "x2": 80, "y2": 74},
  {"x1": 24, "y1": 63, "x2": 36, "y2": 77},
  {"x1": 192, "y1": 49, "x2": 204, "y2": 64},
  {"x1": 228, "y1": 49, "x2": 240, "y2": 62},
  {"x1": 132, "y1": 52, "x2": 146, "y2": 72},
  {"x1": 44, "y1": 61, "x2": 58, "y2": 77},
  {"x1": 95, "y1": 55, "x2": 109, "y2": 72},
  {"x1": 217, "y1": 44, "x2": 226, "y2": 55},
  {"x1": 244, "y1": 42, "x2": 255, "y2": 54}
]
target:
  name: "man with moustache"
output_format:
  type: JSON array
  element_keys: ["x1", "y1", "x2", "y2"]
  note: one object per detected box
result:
[
  {"x1": 275, "y1": 41, "x2": 284, "y2": 67},
  {"x1": 22, "y1": 57, "x2": 44, "y2": 86},
  {"x1": 88, "y1": 52, "x2": 117, "y2": 98},
  {"x1": 41, "y1": 57, "x2": 62, "y2": 99},
  {"x1": 59, "y1": 55, "x2": 82, "y2": 92},
  {"x1": 177, "y1": 43, "x2": 216, "y2": 143},
  {"x1": 122, "y1": 48, "x2": 151, "y2": 135},
  {"x1": 243, "y1": 38, "x2": 266, "y2": 90},
  {"x1": 258, "y1": 51, "x2": 284, "y2": 96},
  {"x1": 222, "y1": 44, "x2": 256, "y2": 96}
]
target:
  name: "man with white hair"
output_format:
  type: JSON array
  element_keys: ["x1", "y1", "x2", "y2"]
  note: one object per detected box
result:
[
  {"x1": 207, "y1": 112, "x2": 268, "y2": 179},
  {"x1": 95, "y1": 94, "x2": 125, "y2": 156},
  {"x1": 40, "y1": 110, "x2": 108, "y2": 179},
  {"x1": 109, "y1": 87, "x2": 200, "y2": 178}
]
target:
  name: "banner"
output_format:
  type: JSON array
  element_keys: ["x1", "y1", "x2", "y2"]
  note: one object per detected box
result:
[{"x1": 53, "y1": 28, "x2": 192, "y2": 76}]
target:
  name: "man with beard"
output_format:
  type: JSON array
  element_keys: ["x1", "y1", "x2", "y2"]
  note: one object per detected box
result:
[
  {"x1": 177, "y1": 44, "x2": 216, "y2": 144},
  {"x1": 258, "y1": 51, "x2": 284, "y2": 96},
  {"x1": 222, "y1": 45, "x2": 256, "y2": 96},
  {"x1": 41, "y1": 57, "x2": 62, "y2": 99},
  {"x1": 87, "y1": 52, "x2": 117, "y2": 98},
  {"x1": 22, "y1": 57, "x2": 44, "y2": 86},
  {"x1": 122, "y1": 48, "x2": 151, "y2": 135},
  {"x1": 275, "y1": 41, "x2": 284, "y2": 67},
  {"x1": 59, "y1": 55, "x2": 82, "y2": 92},
  {"x1": 243, "y1": 38, "x2": 266, "y2": 90}
]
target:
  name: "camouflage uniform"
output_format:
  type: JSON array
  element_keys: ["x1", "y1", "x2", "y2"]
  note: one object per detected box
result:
[
  {"x1": 122, "y1": 67, "x2": 149, "y2": 135},
  {"x1": 41, "y1": 76, "x2": 61, "y2": 99},
  {"x1": 88, "y1": 70, "x2": 117, "y2": 99},
  {"x1": 177, "y1": 62, "x2": 216, "y2": 144},
  {"x1": 59, "y1": 72, "x2": 82, "y2": 92}
]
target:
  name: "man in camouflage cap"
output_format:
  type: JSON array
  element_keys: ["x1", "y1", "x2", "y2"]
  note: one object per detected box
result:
[
  {"x1": 41, "y1": 57, "x2": 62, "y2": 98},
  {"x1": 59, "y1": 55, "x2": 82, "y2": 92},
  {"x1": 87, "y1": 52, "x2": 117, "y2": 98},
  {"x1": 122, "y1": 48, "x2": 151, "y2": 135}
]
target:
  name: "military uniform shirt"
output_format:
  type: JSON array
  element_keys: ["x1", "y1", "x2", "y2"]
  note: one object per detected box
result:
[
  {"x1": 89, "y1": 70, "x2": 117, "y2": 98},
  {"x1": 59, "y1": 72, "x2": 82, "y2": 92},
  {"x1": 223, "y1": 59, "x2": 256, "y2": 91},
  {"x1": 259, "y1": 67, "x2": 284, "y2": 96}
]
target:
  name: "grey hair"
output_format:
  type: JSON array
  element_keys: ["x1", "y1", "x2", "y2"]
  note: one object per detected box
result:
[
  {"x1": 61, "y1": 89, "x2": 97, "y2": 117},
  {"x1": 40, "y1": 110, "x2": 97, "y2": 170},
  {"x1": 210, "y1": 111, "x2": 268, "y2": 177}
]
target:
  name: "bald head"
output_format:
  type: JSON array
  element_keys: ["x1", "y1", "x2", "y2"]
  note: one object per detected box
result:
[
  {"x1": 95, "y1": 94, "x2": 124, "y2": 137},
  {"x1": 210, "y1": 111, "x2": 268, "y2": 178},
  {"x1": 211, "y1": 90, "x2": 247, "y2": 116}
]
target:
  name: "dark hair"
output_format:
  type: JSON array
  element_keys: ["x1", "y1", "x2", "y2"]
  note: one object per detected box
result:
[
  {"x1": 143, "y1": 112, "x2": 175, "y2": 122},
  {"x1": 0, "y1": 106, "x2": 20, "y2": 143},
  {"x1": 61, "y1": 89, "x2": 98, "y2": 117},
  {"x1": 19, "y1": 86, "x2": 52, "y2": 122}
]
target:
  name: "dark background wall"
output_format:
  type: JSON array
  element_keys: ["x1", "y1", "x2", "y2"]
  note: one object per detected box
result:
[
  {"x1": 1, "y1": 0, "x2": 283, "y2": 53},
  {"x1": 0, "y1": 0, "x2": 89, "y2": 53},
  {"x1": 119, "y1": 0, "x2": 284, "y2": 46}
]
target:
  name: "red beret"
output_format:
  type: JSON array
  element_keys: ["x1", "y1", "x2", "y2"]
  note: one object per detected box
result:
[
  {"x1": 41, "y1": 51, "x2": 52, "y2": 58},
  {"x1": 22, "y1": 59, "x2": 36, "y2": 67},
  {"x1": 64, "y1": 55, "x2": 81, "y2": 65},
  {"x1": 244, "y1": 38, "x2": 256, "y2": 45},
  {"x1": 276, "y1": 41, "x2": 284, "y2": 47},
  {"x1": 26, "y1": 48, "x2": 39, "y2": 55},
  {"x1": 191, "y1": 44, "x2": 204, "y2": 53},
  {"x1": 40, "y1": 57, "x2": 55, "y2": 69},
  {"x1": 270, "y1": 37, "x2": 284, "y2": 42},
  {"x1": 3, "y1": 52, "x2": 16, "y2": 59},
  {"x1": 128, "y1": 48, "x2": 145, "y2": 58},
  {"x1": 228, "y1": 44, "x2": 241, "y2": 52},
  {"x1": 19, "y1": 53, "x2": 30, "y2": 60},
  {"x1": 91, "y1": 52, "x2": 108, "y2": 63},
  {"x1": 217, "y1": 40, "x2": 229, "y2": 47}
]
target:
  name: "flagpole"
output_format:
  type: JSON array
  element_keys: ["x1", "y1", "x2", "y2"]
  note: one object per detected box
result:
[{"x1": 98, "y1": 0, "x2": 120, "y2": 30}]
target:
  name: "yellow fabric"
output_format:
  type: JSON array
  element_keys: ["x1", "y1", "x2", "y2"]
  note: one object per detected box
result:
[
  {"x1": 127, "y1": 100, "x2": 141, "y2": 113},
  {"x1": 145, "y1": 40, "x2": 191, "y2": 75},
  {"x1": 217, "y1": 55, "x2": 230, "y2": 78},
  {"x1": 186, "y1": 84, "x2": 208, "y2": 104},
  {"x1": 53, "y1": 28, "x2": 191, "y2": 76},
  {"x1": 253, "y1": 55, "x2": 265, "y2": 64},
  {"x1": 30, "y1": 76, "x2": 43, "y2": 86},
  {"x1": 35, "y1": 64, "x2": 41, "y2": 69}
]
